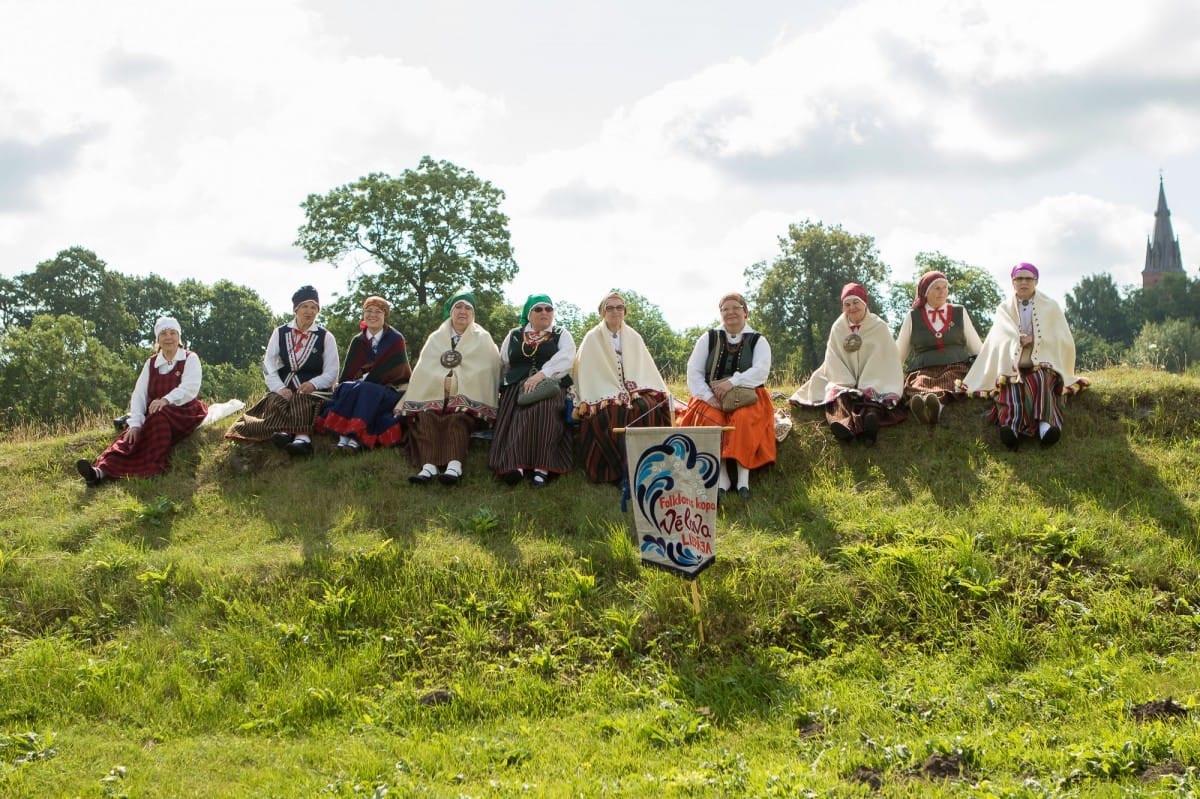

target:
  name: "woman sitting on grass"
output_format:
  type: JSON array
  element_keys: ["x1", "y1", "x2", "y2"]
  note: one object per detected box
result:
[
  {"x1": 225, "y1": 285, "x2": 339, "y2": 457},
  {"x1": 314, "y1": 296, "x2": 411, "y2": 454},
  {"x1": 572, "y1": 291, "x2": 673, "y2": 485},
  {"x1": 790, "y1": 283, "x2": 906, "y2": 445},
  {"x1": 395, "y1": 292, "x2": 500, "y2": 486},
  {"x1": 962, "y1": 262, "x2": 1086, "y2": 451},
  {"x1": 489, "y1": 294, "x2": 576, "y2": 488},
  {"x1": 677, "y1": 292, "x2": 775, "y2": 504},
  {"x1": 76, "y1": 317, "x2": 207, "y2": 485},
  {"x1": 894, "y1": 270, "x2": 983, "y2": 425}
]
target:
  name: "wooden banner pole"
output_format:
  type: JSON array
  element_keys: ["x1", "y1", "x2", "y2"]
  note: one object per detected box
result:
[{"x1": 691, "y1": 578, "x2": 705, "y2": 645}]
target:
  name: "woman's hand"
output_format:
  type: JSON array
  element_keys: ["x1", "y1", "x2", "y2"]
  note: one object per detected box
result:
[
  {"x1": 123, "y1": 426, "x2": 142, "y2": 444},
  {"x1": 523, "y1": 373, "x2": 545, "y2": 392},
  {"x1": 147, "y1": 398, "x2": 169, "y2": 415},
  {"x1": 277, "y1": 387, "x2": 295, "y2": 400},
  {"x1": 709, "y1": 378, "x2": 733, "y2": 407},
  {"x1": 297, "y1": 381, "x2": 316, "y2": 394}
]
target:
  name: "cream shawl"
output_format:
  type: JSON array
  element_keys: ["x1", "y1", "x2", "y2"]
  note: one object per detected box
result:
[
  {"x1": 573, "y1": 321, "x2": 668, "y2": 415},
  {"x1": 961, "y1": 290, "x2": 1084, "y2": 397},
  {"x1": 789, "y1": 312, "x2": 904, "y2": 407},
  {"x1": 395, "y1": 319, "x2": 501, "y2": 419}
]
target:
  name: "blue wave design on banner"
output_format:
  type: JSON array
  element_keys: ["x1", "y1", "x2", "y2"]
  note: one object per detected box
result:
[{"x1": 633, "y1": 433, "x2": 720, "y2": 532}]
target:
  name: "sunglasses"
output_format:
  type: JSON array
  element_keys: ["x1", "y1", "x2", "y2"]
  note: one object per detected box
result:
[
  {"x1": 604, "y1": 304, "x2": 625, "y2": 312},
  {"x1": 530, "y1": 305, "x2": 554, "y2": 313}
]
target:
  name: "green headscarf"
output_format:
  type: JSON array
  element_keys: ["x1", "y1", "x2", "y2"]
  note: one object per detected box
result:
[
  {"x1": 443, "y1": 291, "x2": 477, "y2": 319},
  {"x1": 521, "y1": 293, "x2": 554, "y2": 324}
]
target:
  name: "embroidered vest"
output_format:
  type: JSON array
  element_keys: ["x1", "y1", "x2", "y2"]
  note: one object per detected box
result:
[
  {"x1": 503, "y1": 326, "x2": 571, "y2": 388},
  {"x1": 276, "y1": 325, "x2": 327, "y2": 385},
  {"x1": 908, "y1": 306, "x2": 971, "y2": 369},
  {"x1": 705, "y1": 330, "x2": 760, "y2": 384}
]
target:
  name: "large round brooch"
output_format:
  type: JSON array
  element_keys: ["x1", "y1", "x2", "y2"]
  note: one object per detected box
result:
[
  {"x1": 843, "y1": 333, "x2": 862, "y2": 352},
  {"x1": 440, "y1": 349, "x2": 462, "y2": 369}
]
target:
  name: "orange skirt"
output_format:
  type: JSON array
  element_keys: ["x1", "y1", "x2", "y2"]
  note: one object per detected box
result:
[{"x1": 676, "y1": 387, "x2": 776, "y2": 469}]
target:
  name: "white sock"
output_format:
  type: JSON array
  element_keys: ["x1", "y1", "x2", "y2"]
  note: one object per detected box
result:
[
  {"x1": 338, "y1": 435, "x2": 351, "y2": 446},
  {"x1": 445, "y1": 459, "x2": 462, "y2": 477},
  {"x1": 346, "y1": 438, "x2": 360, "y2": 449},
  {"x1": 718, "y1": 463, "x2": 732, "y2": 491},
  {"x1": 1038, "y1": 421, "x2": 1051, "y2": 438},
  {"x1": 420, "y1": 463, "x2": 438, "y2": 477},
  {"x1": 294, "y1": 434, "x2": 311, "y2": 444},
  {"x1": 736, "y1": 464, "x2": 750, "y2": 490}
]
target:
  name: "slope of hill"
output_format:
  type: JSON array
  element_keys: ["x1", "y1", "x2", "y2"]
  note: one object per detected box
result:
[{"x1": 1, "y1": 367, "x2": 1198, "y2": 796}]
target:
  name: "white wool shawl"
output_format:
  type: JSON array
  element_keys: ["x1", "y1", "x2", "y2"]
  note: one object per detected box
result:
[
  {"x1": 961, "y1": 290, "x2": 1083, "y2": 396},
  {"x1": 789, "y1": 312, "x2": 904, "y2": 407},
  {"x1": 396, "y1": 319, "x2": 501, "y2": 415},
  {"x1": 573, "y1": 321, "x2": 668, "y2": 407}
]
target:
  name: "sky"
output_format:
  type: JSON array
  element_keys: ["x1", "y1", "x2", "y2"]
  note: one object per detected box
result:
[{"x1": 2, "y1": 0, "x2": 1198, "y2": 331}]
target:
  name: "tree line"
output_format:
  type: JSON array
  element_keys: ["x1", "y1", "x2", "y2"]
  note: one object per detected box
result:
[{"x1": 3, "y1": 157, "x2": 1199, "y2": 427}]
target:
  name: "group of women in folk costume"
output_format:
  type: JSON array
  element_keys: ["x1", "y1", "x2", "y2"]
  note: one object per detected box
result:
[
  {"x1": 74, "y1": 262, "x2": 1085, "y2": 489},
  {"x1": 790, "y1": 262, "x2": 1084, "y2": 451}
]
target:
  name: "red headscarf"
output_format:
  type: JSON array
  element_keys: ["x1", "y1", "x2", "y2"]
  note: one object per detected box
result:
[
  {"x1": 840, "y1": 283, "x2": 869, "y2": 305},
  {"x1": 912, "y1": 271, "x2": 948, "y2": 310}
]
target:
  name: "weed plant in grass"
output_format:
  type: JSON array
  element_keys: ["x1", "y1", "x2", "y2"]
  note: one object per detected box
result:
[{"x1": 1, "y1": 368, "x2": 1199, "y2": 796}]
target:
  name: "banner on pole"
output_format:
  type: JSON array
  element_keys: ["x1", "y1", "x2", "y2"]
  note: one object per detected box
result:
[{"x1": 624, "y1": 426, "x2": 722, "y2": 579}]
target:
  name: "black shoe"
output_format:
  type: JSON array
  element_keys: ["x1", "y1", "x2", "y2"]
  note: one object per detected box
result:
[
  {"x1": 926, "y1": 397, "x2": 942, "y2": 425},
  {"x1": 285, "y1": 439, "x2": 313, "y2": 457},
  {"x1": 1040, "y1": 426, "x2": 1061, "y2": 447},
  {"x1": 531, "y1": 473, "x2": 549, "y2": 488},
  {"x1": 830, "y1": 422, "x2": 854, "y2": 442},
  {"x1": 75, "y1": 458, "x2": 101, "y2": 486},
  {"x1": 862, "y1": 412, "x2": 880, "y2": 445},
  {"x1": 500, "y1": 470, "x2": 523, "y2": 486},
  {"x1": 437, "y1": 471, "x2": 461, "y2": 486},
  {"x1": 409, "y1": 472, "x2": 433, "y2": 485},
  {"x1": 738, "y1": 487, "x2": 750, "y2": 501},
  {"x1": 270, "y1": 432, "x2": 294, "y2": 450},
  {"x1": 999, "y1": 426, "x2": 1019, "y2": 451}
]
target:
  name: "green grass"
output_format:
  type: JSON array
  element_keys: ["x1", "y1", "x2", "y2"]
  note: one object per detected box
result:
[{"x1": 2, "y1": 367, "x2": 1199, "y2": 796}]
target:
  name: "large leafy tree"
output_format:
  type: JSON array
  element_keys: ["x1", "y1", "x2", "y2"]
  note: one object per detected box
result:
[
  {"x1": 173, "y1": 279, "x2": 274, "y2": 367},
  {"x1": 124, "y1": 274, "x2": 183, "y2": 348},
  {"x1": 17, "y1": 247, "x2": 136, "y2": 350},
  {"x1": 748, "y1": 220, "x2": 889, "y2": 377},
  {"x1": 1127, "y1": 273, "x2": 1200, "y2": 328},
  {"x1": 294, "y1": 156, "x2": 518, "y2": 352},
  {"x1": 884, "y1": 252, "x2": 1002, "y2": 338},
  {"x1": 1066, "y1": 273, "x2": 1135, "y2": 347},
  {"x1": 0, "y1": 315, "x2": 126, "y2": 423}
]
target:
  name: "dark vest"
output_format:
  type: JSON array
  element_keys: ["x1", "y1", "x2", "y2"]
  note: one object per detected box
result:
[
  {"x1": 705, "y1": 330, "x2": 761, "y2": 384},
  {"x1": 503, "y1": 326, "x2": 572, "y2": 388},
  {"x1": 907, "y1": 306, "x2": 971, "y2": 369},
  {"x1": 276, "y1": 325, "x2": 327, "y2": 385}
]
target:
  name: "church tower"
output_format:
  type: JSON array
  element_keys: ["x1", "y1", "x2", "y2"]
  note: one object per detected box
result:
[{"x1": 1143, "y1": 176, "x2": 1184, "y2": 288}]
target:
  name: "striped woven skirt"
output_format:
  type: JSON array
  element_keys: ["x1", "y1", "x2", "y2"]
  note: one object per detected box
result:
[
  {"x1": 487, "y1": 383, "x2": 574, "y2": 475},
  {"x1": 224, "y1": 391, "x2": 329, "y2": 441},
  {"x1": 989, "y1": 366, "x2": 1065, "y2": 435},
  {"x1": 578, "y1": 392, "x2": 672, "y2": 484}
]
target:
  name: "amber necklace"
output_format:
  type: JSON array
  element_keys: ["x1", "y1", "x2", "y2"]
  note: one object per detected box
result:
[{"x1": 521, "y1": 329, "x2": 549, "y2": 359}]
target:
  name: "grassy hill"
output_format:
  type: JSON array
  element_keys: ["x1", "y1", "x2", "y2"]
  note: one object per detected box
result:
[{"x1": 2, "y1": 367, "x2": 1199, "y2": 797}]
